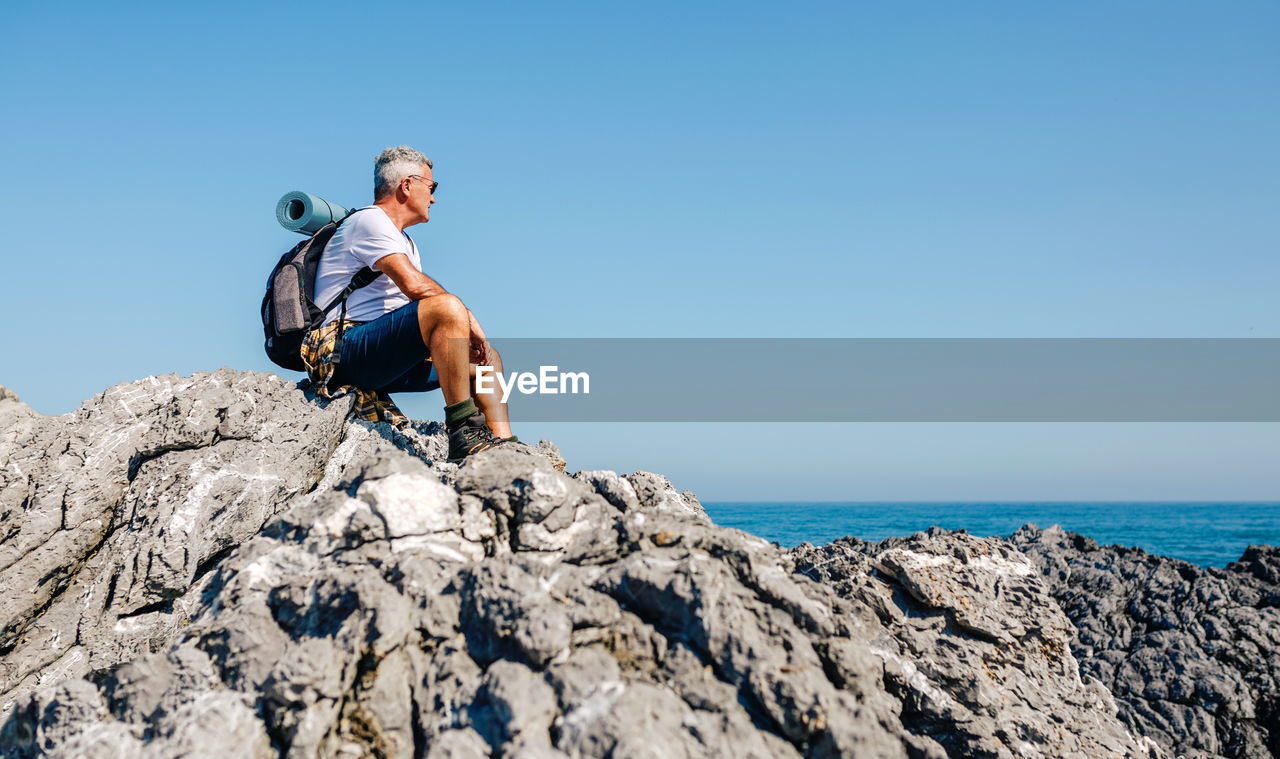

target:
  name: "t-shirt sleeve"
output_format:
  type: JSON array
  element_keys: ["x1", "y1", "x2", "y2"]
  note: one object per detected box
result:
[{"x1": 344, "y1": 213, "x2": 411, "y2": 269}]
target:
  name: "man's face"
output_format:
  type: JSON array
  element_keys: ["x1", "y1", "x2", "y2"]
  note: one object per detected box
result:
[{"x1": 407, "y1": 164, "x2": 435, "y2": 223}]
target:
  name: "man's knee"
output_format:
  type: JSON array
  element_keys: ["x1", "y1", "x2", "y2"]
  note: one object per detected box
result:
[{"x1": 417, "y1": 293, "x2": 467, "y2": 325}]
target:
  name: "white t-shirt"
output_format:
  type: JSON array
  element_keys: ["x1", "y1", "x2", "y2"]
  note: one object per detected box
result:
[{"x1": 314, "y1": 206, "x2": 421, "y2": 325}]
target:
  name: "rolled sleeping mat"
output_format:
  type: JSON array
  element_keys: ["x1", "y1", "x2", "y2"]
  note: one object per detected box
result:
[{"x1": 275, "y1": 190, "x2": 350, "y2": 235}]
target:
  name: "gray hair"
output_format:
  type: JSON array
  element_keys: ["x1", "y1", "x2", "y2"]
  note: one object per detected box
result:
[{"x1": 374, "y1": 146, "x2": 433, "y2": 199}]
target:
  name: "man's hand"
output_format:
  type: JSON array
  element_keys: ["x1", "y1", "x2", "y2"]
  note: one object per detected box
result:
[
  {"x1": 469, "y1": 334, "x2": 488, "y2": 365},
  {"x1": 469, "y1": 313, "x2": 488, "y2": 365}
]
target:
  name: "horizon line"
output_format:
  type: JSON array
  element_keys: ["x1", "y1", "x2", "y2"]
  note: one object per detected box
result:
[{"x1": 703, "y1": 499, "x2": 1280, "y2": 505}]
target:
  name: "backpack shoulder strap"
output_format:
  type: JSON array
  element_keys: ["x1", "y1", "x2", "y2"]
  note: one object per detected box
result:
[
  {"x1": 318, "y1": 266, "x2": 381, "y2": 316},
  {"x1": 338, "y1": 205, "x2": 370, "y2": 224},
  {"x1": 313, "y1": 205, "x2": 387, "y2": 315}
]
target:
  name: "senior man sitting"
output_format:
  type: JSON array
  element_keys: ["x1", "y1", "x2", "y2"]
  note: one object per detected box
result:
[{"x1": 301, "y1": 145, "x2": 513, "y2": 462}]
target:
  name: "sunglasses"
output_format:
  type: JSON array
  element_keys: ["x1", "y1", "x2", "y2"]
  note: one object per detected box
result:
[{"x1": 408, "y1": 175, "x2": 438, "y2": 194}]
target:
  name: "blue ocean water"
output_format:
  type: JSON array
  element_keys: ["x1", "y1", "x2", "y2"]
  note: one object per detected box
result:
[{"x1": 701, "y1": 502, "x2": 1280, "y2": 568}]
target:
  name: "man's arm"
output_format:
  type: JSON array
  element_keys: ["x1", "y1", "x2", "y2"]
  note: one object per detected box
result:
[
  {"x1": 376, "y1": 252, "x2": 490, "y2": 363},
  {"x1": 374, "y1": 253, "x2": 449, "y2": 300}
]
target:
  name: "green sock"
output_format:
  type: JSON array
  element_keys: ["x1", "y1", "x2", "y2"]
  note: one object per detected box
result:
[
  {"x1": 444, "y1": 398, "x2": 478, "y2": 427},
  {"x1": 503, "y1": 435, "x2": 519, "y2": 443}
]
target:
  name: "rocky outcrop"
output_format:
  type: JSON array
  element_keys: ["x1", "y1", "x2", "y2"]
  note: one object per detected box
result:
[
  {"x1": 0, "y1": 371, "x2": 355, "y2": 717},
  {"x1": 0, "y1": 369, "x2": 1244, "y2": 757},
  {"x1": 1011, "y1": 525, "x2": 1280, "y2": 759},
  {"x1": 788, "y1": 534, "x2": 1162, "y2": 758}
]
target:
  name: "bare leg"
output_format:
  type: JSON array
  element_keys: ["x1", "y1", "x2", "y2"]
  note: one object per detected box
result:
[
  {"x1": 415, "y1": 295, "x2": 471, "y2": 406},
  {"x1": 470, "y1": 343, "x2": 512, "y2": 438}
]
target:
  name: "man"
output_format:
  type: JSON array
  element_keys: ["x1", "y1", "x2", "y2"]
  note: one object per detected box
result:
[{"x1": 302, "y1": 145, "x2": 513, "y2": 462}]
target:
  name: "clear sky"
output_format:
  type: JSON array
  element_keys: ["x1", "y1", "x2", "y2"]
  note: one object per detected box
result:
[{"x1": 2, "y1": 1, "x2": 1277, "y2": 500}]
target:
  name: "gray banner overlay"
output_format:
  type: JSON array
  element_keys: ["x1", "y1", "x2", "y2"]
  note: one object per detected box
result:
[{"x1": 467, "y1": 339, "x2": 1280, "y2": 422}]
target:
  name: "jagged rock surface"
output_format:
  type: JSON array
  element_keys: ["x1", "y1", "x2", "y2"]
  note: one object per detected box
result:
[
  {"x1": 0, "y1": 371, "x2": 356, "y2": 716},
  {"x1": 0, "y1": 371, "x2": 1182, "y2": 757},
  {"x1": 788, "y1": 533, "x2": 1162, "y2": 758},
  {"x1": 1011, "y1": 525, "x2": 1280, "y2": 759}
]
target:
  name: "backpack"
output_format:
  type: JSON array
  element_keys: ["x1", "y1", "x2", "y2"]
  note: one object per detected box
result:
[{"x1": 261, "y1": 208, "x2": 381, "y2": 372}]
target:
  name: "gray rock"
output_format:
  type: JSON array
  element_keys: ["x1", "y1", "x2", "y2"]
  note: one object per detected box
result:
[
  {"x1": 0, "y1": 370, "x2": 353, "y2": 717},
  {"x1": 625, "y1": 471, "x2": 708, "y2": 521},
  {"x1": 790, "y1": 530, "x2": 1159, "y2": 759},
  {"x1": 469, "y1": 659, "x2": 557, "y2": 751},
  {"x1": 456, "y1": 560, "x2": 573, "y2": 668},
  {"x1": 423, "y1": 728, "x2": 489, "y2": 759},
  {"x1": 1010, "y1": 524, "x2": 1280, "y2": 759},
  {"x1": 572, "y1": 470, "x2": 640, "y2": 513},
  {"x1": 0, "y1": 371, "x2": 1214, "y2": 758}
]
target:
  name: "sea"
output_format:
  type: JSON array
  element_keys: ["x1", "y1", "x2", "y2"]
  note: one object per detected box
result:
[{"x1": 701, "y1": 502, "x2": 1280, "y2": 568}]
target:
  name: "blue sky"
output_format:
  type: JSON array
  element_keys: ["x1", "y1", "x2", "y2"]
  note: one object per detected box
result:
[{"x1": 2, "y1": 1, "x2": 1276, "y2": 500}]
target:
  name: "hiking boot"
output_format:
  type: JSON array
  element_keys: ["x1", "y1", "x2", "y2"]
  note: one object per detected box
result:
[{"x1": 447, "y1": 412, "x2": 507, "y2": 463}]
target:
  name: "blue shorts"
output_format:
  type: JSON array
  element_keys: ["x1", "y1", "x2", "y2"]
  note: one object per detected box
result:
[{"x1": 331, "y1": 301, "x2": 440, "y2": 393}]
